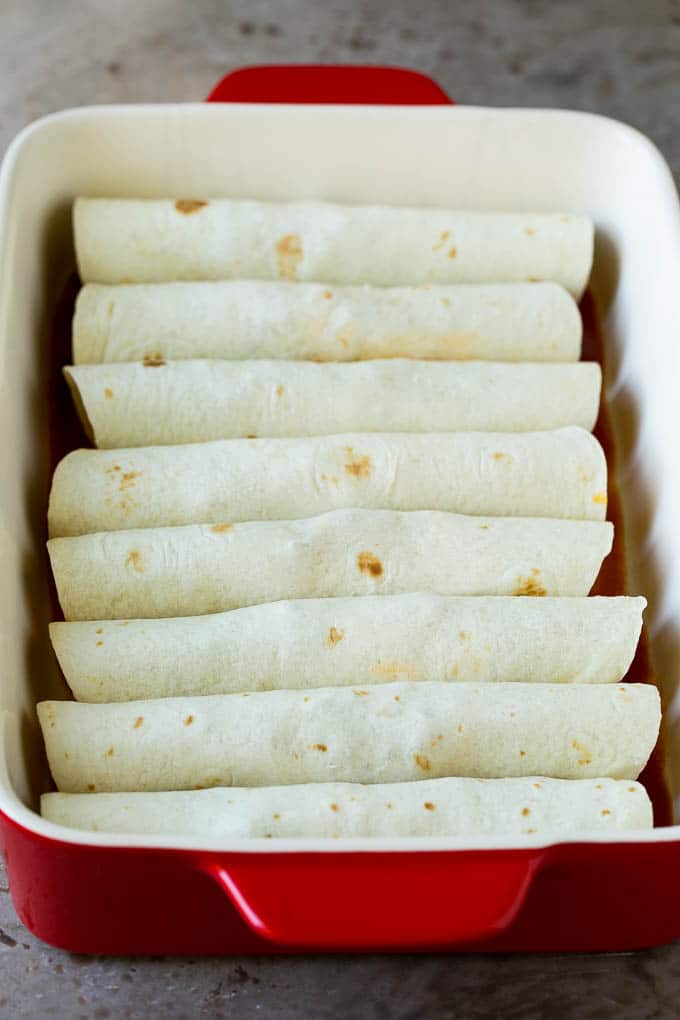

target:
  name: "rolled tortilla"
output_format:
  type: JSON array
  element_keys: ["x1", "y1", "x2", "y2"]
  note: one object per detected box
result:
[
  {"x1": 47, "y1": 510, "x2": 614, "y2": 620},
  {"x1": 63, "y1": 360, "x2": 602, "y2": 447},
  {"x1": 72, "y1": 280, "x2": 582, "y2": 365},
  {"x1": 50, "y1": 594, "x2": 645, "y2": 703},
  {"x1": 74, "y1": 198, "x2": 594, "y2": 298},
  {"x1": 41, "y1": 778, "x2": 653, "y2": 839},
  {"x1": 48, "y1": 428, "x2": 608, "y2": 538},
  {"x1": 37, "y1": 681, "x2": 661, "y2": 792}
]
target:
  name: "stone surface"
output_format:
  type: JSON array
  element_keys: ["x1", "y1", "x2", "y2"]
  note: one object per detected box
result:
[{"x1": 1, "y1": 0, "x2": 680, "y2": 1016}]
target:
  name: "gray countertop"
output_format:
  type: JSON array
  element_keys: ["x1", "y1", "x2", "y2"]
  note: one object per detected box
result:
[{"x1": 1, "y1": 1, "x2": 679, "y2": 1016}]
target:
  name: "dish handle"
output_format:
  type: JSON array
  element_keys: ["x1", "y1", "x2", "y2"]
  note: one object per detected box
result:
[
  {"x1": 205, "y1": 65, "x2": 452, "y2": 105},
  {"x1": 199, "y1": 850, "x2": 543, "y2": 950}
]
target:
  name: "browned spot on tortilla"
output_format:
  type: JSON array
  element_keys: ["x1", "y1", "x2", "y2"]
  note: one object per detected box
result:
[
  {"x1": 330, "y1": 803, "x2": 339, "y2": 812},
  {"x1": 87, "y1": 784, "x2": 96, "y2": 792},
  {"x1": 344, "y1": 448, "x2": 372, "y2": 479},
  {"x1": 519, "y1": 750, "x2": 526, "y2": 758},
  {"x1": 514, "y1": 572, "x2": 547, "y2": 596},
  {"x1": 313, "y1": 743, "x2": 328, "y2": 752},
  {"x1": 133, "y1": 716, "x2": 144, "y2": 729},
  {"x1": 526, "y1": 828, "x2": 537, "y2": 834},
  {"x1": 459, "y1": 630, "x2": 470, "y2": 641},
  {"x1": 337, "y1": 334, "x2": 350, "y2": 350},
  {"x1": 525, "y1": 226, "x2": 536, "y2": 237},
  {"x1": 125, "y1": 550, "x2": 144, "y2": 573},
  {"x1": 521, "y1": 806, "x2": 530, "y2": 816},
  {"x1": 448, "y1": 247, "x2": 458, "y2": 258},
  {"x1": 479, "y1": 524, "x2": 489, "y2": 530},
  {"x1": 357, "y1": 551, "x2": 383, "y2": 577},
  {"x1": 276, "y1": 233, "x2": 303, "y2": 280},
  {"x1": 104, "y1": 746, "x2": 114, "y2": 757},
  {"x1": 601, "y1": 808, "x2": 611, "y2": 816},
  {"x1": 273, "y1": 813, "x2": 280, "y2": 820},
  {"x1": 371, "y1": 660, "x2": 419, "y2": 679},
  {"x1": 493, "y1": 451, "x2": 507, "y2": 461},
  {"x1": 528, "y1": 276, "x2": 543, "y2": 283},
  {"x1": 457, "y1": 724, "x2": 463, "y2": 734},
  {"x1": 327, "y1": 626, "x2": 344, "y2": 647},
  {"x1": 323, "y1": 290, "x2": 334, "y2": 299},
  {"x1": 424, "y1": 802, "x2": 435, "y2": 811},
  {"x1": 394, "y1": 695, "x2": 400, "y2": 702},
  {"x1": 292, "y1": 751, "x2": 299, "y2": 760},
  {"x1": 385, "y1": 802, "x2": 393, "y2": 809},
  {"x1": 276, "y1": 384, "x2": 284, "y2": 397},
  {"x1": 413, "y1": 753, "x2": 431, "y2": 772},
  {"x1": 433, "y1": 230, "x2": 450, "y2": 252},
  {"x1": 203, "y1": 776, "x2": 223, "y2": 788},
  {"x1": 628, "y1": 786, "x2": 637, "y2": 792},
  {"x1": 174, "y1": 199, "x2": 207, "y2": 214},
  {"x1": 440, "y1": 297, "x2": 450, "y2": 307},
  {"x1": 595, "y1": 784, "x2": 602, "y2": 789},
  {"x1": 143, "y1": 354, "x2": 166, "y2": 367},
  {"x1": 353, "y1": 689, "x2": 369, "y2": 696},
  {"x1": 211, "y1": 522, "x2": 233, "y2": 533},
  {"x1": 303, "y1": 696, "x2": 310, "y2": 703},
  {"x1": 593, "y1": 491, "x2": 607, "y2": 505},
  {"x1": 96, "y1": 628, "x2": 103, "y2": 634},
  {"x1": 184, "y1": 715, "x2": 194, "y2": 726},
  {"x1": 96, "y1": 640, "x2": 103, "y2": 647},
  {"x1": 119, "y1": 470, "x2": 141, "y2": 492},
  {"x1": 572, "y1": 738, "x2": 592, "y2": 766},
  {"x1": 246, "y1": 434, "x2": 257, "y2": 440},
  {"x1": 104, "y1": 387, "x2": 114, "y2": 399}
]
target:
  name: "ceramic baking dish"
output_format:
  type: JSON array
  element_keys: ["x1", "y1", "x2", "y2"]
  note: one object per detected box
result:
[{"x1": 1, "y1": 66, "x2": 680, "y2": 954}]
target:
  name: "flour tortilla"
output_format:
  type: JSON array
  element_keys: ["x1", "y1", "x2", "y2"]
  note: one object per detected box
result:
[
  {"x1": 40, "y1": 777, "x2": 653, "y2": 839},
  {"x1": 47, "y1": 510, "x2": 614, "y2": 620},
  {"x1": 73, "y1": 199, "x2": 594, "y2": 298},
  {"x1": 63, "y1": 360, "x2": 602, "y2": 447},
  {"x1": 49, "y1": 594, "x2": 645, "y2": 703},
  {"x1": 37, "y1": 681, "x2": 660, "y2": 792},
  {"x1": 72, "y1": 280, "x2": 582, "y2": 364},
  {"x1": 48, "y1": 428, "x2": 608, "y2": 538}
]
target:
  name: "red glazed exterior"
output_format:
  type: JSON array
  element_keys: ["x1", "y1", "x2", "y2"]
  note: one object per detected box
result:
[{"x1": 1, "y1": 65, "x2": 679, "y2": 955}]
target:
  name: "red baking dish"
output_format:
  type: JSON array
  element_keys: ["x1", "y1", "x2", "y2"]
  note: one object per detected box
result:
[{"x1": 1, "y1": 66, "x2": 680, "y2": 954}]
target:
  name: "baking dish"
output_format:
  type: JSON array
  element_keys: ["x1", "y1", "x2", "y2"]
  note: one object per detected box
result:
[{"x1": 1, "y1": 65, "x2": 680, "y2": 954}]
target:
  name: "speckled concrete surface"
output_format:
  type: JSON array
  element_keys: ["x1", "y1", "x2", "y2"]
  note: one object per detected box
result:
[{"x1": 1, "y1": 1, "x2": 680, "y2": 1016}]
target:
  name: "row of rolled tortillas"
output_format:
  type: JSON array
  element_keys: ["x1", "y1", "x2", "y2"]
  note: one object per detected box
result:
[
  {"x1": 50, "y1": 593, "x2": 645, "y2": 703},
  {"x1": 45, "y1": 196, "x2": 652, "y2": 843},
  {"x1": 48, "y1": 427, "x2": 607, "y2": 537},
  {"x1": 47, "y1": 509, "x2": 614, "y2": 620},
  {"x1": 73, "y1": 280, "x2": 582, "y2": 364},
  {"x1": 41, "y1": 778, "x2": 653, "y2": 839},
  {"x1": 73, "y1": 198, "x2": 594, "y2": 298},
  {"x1": 38, "y1": 681, "x2": 660, "y2": 793},
  {"x1": 63, "y1": 359, "x2": 602, "y2": 448}
]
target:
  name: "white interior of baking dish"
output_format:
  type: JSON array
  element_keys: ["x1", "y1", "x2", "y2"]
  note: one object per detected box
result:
[{"x1": 1, "y1": 102, "x2": 679, "y2": 853}]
